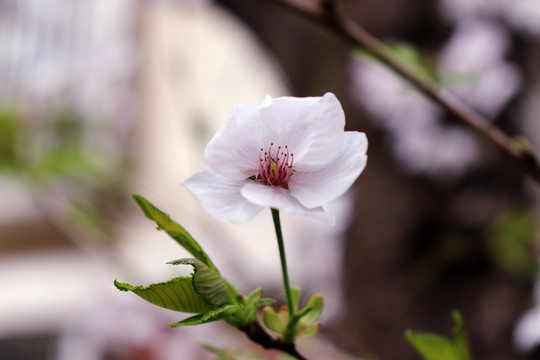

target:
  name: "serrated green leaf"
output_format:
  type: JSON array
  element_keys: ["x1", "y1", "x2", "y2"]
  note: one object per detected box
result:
[
  {"x1": 169, "y1": 305, "x2": 239, "y2": 327},
  {"x1": 132, "y1": 194, "x2": 217, "y2": 272},
  {"x1": 114, "y1": 277, "x2": 214, "y2": 314},
  {"x1": 405, "y1": 331, "x2": 462, "y2": 360},
  {"x1": 169, "y1": 258, "x2": 231, "y2": 307}
]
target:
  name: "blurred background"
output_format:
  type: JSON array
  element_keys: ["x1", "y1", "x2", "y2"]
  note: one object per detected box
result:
[{"x1": 1, "y1": 0, "x2": 540, "y2": 359}]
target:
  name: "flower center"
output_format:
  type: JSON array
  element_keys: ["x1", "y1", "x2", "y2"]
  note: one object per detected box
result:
[{"x1": 257, "y1": 142, "x2": 294, "y2": 187}]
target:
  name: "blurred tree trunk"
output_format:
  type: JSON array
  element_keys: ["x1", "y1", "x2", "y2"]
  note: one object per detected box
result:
[{"x1": 215, "y1": 1, "x2": 536, "y2": 359}]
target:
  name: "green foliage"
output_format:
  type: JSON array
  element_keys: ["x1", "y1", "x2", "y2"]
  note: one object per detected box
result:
[
  {"x1": 67, "y1": 200, "x2": 111, "y2": 239},
  {"x1": 226, "y1": 288, "x2": 275, "y2": 328},
  {"x1": 263, "y1": 290, "x2": 324, "y2": 343},
  {"x1": 0, "y1": 105, "x2": 131, "y2": 240},
  {"x1": 115, "y1": 251, "x2": 244, "y2": 326},
  {"x1": 115, "y1": 262, "x2": 272, "y2": 328},
  {"x1": 489, "y1": 210, "x2": 536, "y2": 280},
  {"x1": 353, "y1": 41, "x2": 474, "y2": 88},
  {"x1": 133, "y1": 194, "x2": 218, "y2": 273},
  {"x1": 29, "y1": 148, "x2": 97, "y2": 181},
  {"x1": 405, "y1": 311, "x2": 472, "y2": 360},
  {"x1": 114, "y1": 276, "x2": 215, "y2": 314},
  {"x1": 297, "y1": 292, "x2": 324, "y2": 326},
  {"x1": 170, "y1": 305, "x2": 240, "y2": 327},
  {"x1": 262, "y1": 306, "x2": 288, "y2": 334},
  {"x1": 0, "y1": 107, "x2": 98, "y2": 183},
  {"x1": 451, "y1": 312, "x2": 471, "y2": 360},
  {"x1": 354, "y1": 42, "x2": 434, "y2": 83},
  {"x1": 406, "y1": 333, "x2": 462, "y2": 360},
  {"x1": 115, "y1": 258, "x2": 244, "y2": 327},
  {"x1": 0, "y1": 106, "x2": 22, "y2": 171},
  {"x1": 116, "y1": 198, "x2": 277, "y2": 330},
  {"x1": 168, "y1": 258, "x2": 231, "y2": 307}
]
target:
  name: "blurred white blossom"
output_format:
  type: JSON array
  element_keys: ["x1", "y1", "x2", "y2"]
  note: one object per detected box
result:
[
  {"x1": 439, "y1": 0, "x2": 540, "y2": 35},
  {"x1": 350, "y1": 58, "x2": 479, "y2": 179},
  {"x1": 350, "y1": 18, "x2": 520, "y2": 179},
  {"x1": 439, "y1": 20, "x2": 521, "y2": 118}
]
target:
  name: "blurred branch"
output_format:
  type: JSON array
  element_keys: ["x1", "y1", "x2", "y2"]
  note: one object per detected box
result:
[
  {"x1": 240, "y1": 321, "x2": 309, "y2": 360},
  {"x1": 273, "y1": 0, "x2": 540, "y2": 184}
]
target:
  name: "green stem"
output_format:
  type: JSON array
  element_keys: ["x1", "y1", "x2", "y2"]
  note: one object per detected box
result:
[{"x1": 271, "y1": 208, "x2": 296, "y2": 319}]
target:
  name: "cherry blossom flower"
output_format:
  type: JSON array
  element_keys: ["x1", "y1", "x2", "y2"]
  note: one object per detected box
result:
[{"x1": 183, "y1": 93, "x2": 368, "y2": 224}]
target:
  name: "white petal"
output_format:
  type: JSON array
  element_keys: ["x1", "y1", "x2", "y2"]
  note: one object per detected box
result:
[
  {"x1": 183, "y1": 171, "x2": 263, "y2": 224},
  {"x1": 241, "y1": 182, "x2": 335, "y2": 224},
  {"x1": 289, "y1": 132, "x2": 368, "y2": 209},
  {"x1": 205, "y1": 93, "x2": 348, "y2": 182},
  {"x1": 259, "y1": 92, "x2": 347, "y2": 172},
  {"x1": 204, "y1": 102, "x2": 265, "y2": 181}
]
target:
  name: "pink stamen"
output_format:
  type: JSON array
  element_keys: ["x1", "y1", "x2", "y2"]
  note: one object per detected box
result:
[{"x1": 256, "y1": 143, "x2": 295, "y2": 187}]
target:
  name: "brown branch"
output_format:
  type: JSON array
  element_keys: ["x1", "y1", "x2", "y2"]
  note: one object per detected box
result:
[
  {"x1": 272, "y1": 0, "x2": 540, "y2": 184},
  {"x1": 240, "y1": 321, "x2": 308, "y2": 360}
]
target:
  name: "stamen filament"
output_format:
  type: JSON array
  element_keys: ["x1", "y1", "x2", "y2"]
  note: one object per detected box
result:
[{"x1": 257, "y1": 143, "x2": 295, "y2": 187}]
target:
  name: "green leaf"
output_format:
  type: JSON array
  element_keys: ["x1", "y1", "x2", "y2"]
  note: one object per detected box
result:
[
  {"x1": 354, "y1": 42, "x2": 434, "y2": 83},
  {"x1": 406, "y1": 311, "x2": 472, "y2": 360},
  {"x1": 262, "y1": 306, "x2": 287, "y2": 334},
  {"x1": 248, "y1": 287, "x2": 275, "y2": 307},
  {"x1": 169, "y1": 305, "x2": 239, "y2": 327},
  {"x1": 298, "y1": 293, "x2": 324, "y2": 326},
  {"x1": 132, "y1": 194, "x2": 217, "y2": 272},
  {"x1": 0, "y1": 106, "x2": 21, "y2": 170},
  {"x1": 452, "y1": 311, "x2": 472, "y2": 360},
  {"x1": 246, "y1": 288, "x2": 262, "y2": 303},
  {"x1": 405, "y1": 331, "x2": 462, "y2": 360},
  {"x1": 257, "y1": 298, "x2": 276, "y2": 307},
  {"x1": 225, "y1": 288, "x2": 276, "y2": 328},
  {"x1": 30, "y1": 149, "x2": 96, "y2": 180},
  {"x1": 299, "y1": 322, "x2": 320, "y2": 337},
  {"x1": 262, "y1": 291, "x2": 324, "y2": 342},
  {"x1": 168, "y1": 258, "x2": 231, "y2": 307},
  {"x1": 68, "y1": 200, "x2": 110, "y2": 236},
  {"x1": 293, "y1": 293, "x2": 324, "y2": 337},
  {"x1": 489, "y1": 210, "x2": 536, "y2": 280},
  {"x1": 284, "y1": 305, "x2": 313, "y2": 342},
  {"x1": 230, "y1": 289, "x2": 260, "y2": 327},
  {"x1": 114, "y1": 277, "x2": 214, "y2": 314}
]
